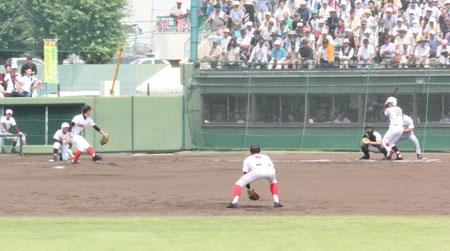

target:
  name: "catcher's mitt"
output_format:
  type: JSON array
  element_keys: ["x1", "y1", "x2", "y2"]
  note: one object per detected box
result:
[
  {"x1": 362, "y1": 137, "x2": 372, "y2": 144},
  {"x1": 248, "y1": 189, "x2": 260, "y2": 201},
  {"x1": 100, "y1": 133, "x2": 110, "y2": 145}
]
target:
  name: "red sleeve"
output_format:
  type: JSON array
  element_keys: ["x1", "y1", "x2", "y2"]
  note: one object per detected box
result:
[
  {"x1": 2, "y1": 123, "x2": 8, "y2": 132},
  {"x1": 14, "y1": 125, "x2": 20, "y2": 133}
]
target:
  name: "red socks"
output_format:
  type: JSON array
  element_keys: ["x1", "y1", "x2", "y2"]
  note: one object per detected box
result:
[
  {"x1": 73, "y1": 150, "x2": 82, "y2": 162},
  {"x1": 231, "y1": 185, "x2": 242, "y2": 203},
  {"x1": 87, "y1": 147, "x2": 95, "y2": 157},
  {"x1": 270, "y1": 183, "x2": 280, "y2": 203}
]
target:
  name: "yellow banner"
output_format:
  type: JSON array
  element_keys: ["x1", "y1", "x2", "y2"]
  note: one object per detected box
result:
[{"x1": 44, "y1": 39, "x2": 58, "y2": 84}]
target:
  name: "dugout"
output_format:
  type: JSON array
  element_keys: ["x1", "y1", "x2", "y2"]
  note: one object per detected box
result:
[{"x1": 183, "y1": 65, "x2": 450, "y2": 152}]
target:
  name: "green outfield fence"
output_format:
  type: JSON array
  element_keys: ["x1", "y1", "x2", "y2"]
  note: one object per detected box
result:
[{"x1": 183, "y1": 63, "x2": 450, "y2": 152}]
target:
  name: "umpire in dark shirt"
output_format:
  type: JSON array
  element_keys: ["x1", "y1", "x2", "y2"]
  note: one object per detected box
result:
[{"x1": 20, "y1": 56, "x2": 37, "y2": 76}]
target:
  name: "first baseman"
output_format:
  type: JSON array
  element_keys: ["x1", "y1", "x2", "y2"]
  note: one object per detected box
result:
[
  {"x1": 0, "y1": 109, "x2": 26, "y2": 153},
  {"x1": 51, "y1": 122, "x2": 73, "y2": 162},
  {"x1": 66, "y1": 105, "x2": 108, "y2": 164},
  {"x1": 227, "y1": 144, "x2": 283, "y2": 208},
  {"x1": 382, "y1": 97, "x2": 404, "y2": 160}
]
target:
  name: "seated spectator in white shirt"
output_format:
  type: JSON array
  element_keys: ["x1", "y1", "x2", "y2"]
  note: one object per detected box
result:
[
  {"x1": 357, "y1": 38, "x2": 375, "y2": 68},
  {"x1": 237, "y1": 29, "x2": 252, "y2": 61},
  {"x1": 334, "y1": 112, "x2": 351, "y2": 123},
  {"x1": 318, "y1": 0, "x2": 332, "y2": 20},
  {"x1": 274, "y1": 1, "x2": 291, "y2": 22},
  {"x1": 316, "y1": 28, "x2": 333, "y2": 51},
  {"x1": 436, "y1": 39, "x2": 450, "y2": 67},
  {"x1": 277, "y1": 21, "x2": 291, "y2": 42},
  {"x1": 223, "y1": 39, "x2": 241, "y2": 69},
  {"x1": 220, "y1": 28, "x2": 233, "y2": 55},
  {"x1": 260, "y1": 12, "x2": 276, "y2": 31},
  {"x1": 354, "y1": 0, "x2": 364, "y2": 18},
  {"x1": 204, "y1": 38, "x2": 222, "y2": 68},
  {"x1": 362, "y1": 9, "x2": 376, "y2": 31},
  {"x1": 261, "y1": 21, "x2": 275, "y2": 41},
  {"x1": 268, "y1": 40, "x2": 287, "y2": 69},
  {"x1": 170, "y1": 1, "x2": 188, "y2": 17},
  {"x1": 18, "y1": 68, "x2": 42, "y2": 97},
  {"x1": 286, "y1": 39, "x2": 300, "y2": 69},
  {"x1": 414, "y1": 38, "x2": 431, "y2": 68},
  {"x1": 428, "y1": 30, "x2": 441, "y2": 57},
  {"x1": 398, "y1": 41, "x2": 413, "y2": 68},
  {"x1": 339, "y1": 38, "x2": 354, "y2": 69},
  {"x1": 379, "y1": 36, "x2": 396, "y2": 68},
  {"x1": 248, "y1": 39, "x2": 269, "y2": 68},
  {"x1": 394, "y1": 26, "x2": 409, "y2": 49},
  {"x1": 299, "y1": 39, "x2": 315, "y2": 68},
  {"x1": 338, "y1": 2, "x2": 350, "y2": 21}
]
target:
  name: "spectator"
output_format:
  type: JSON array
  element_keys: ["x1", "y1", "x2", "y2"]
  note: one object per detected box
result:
[
  {"x1": 220, "y1": 28, "x2": 233, "y2": 53},
  {"x1": 424, "y1": 17, "x2": 440, "y2": 39},
  {"x1": 338, "y1": 2, "x2": 350, "y2": 21},
  {"x1": 237, "y1": 29, "x2": 252, "y2": 61},
  {"x1": 245, "y1": 21, "x2": 255, "y2": 40},
  {"x1": 379, "y1": 36, "x2": 396, "y2": 67},
  {"x1": 260, "y1": 12, "x2": 276, "y2": 31},
  {"x1": 346, "y1": 9, "x2": 361, "y2": 33},
  {"x1": 318, "y1": 0, "x2": 332, "y2": 20},
  {"x1": 223, "y1": 38, "x2": 240, "y2": 69},
  {"x1": 423, "y1": 0, "x2": 440, "y2": 19},
  {"x1": 170, "y1": 1, "x2": 188, "y2": 17},
  {"x1": 362, "y1": 28, "x2": 377, "y2": 49},
  {"x1": 299, "y1": 38, "x2": 315, "y2": 68},
  {"x1": 414, "y1": 38, "x2": 431, "y2": 68},
  {"x1": 18, "y1": 67, "x2": 42, "y2": 97},
  {"x1": 363, "y1": 9, "x2": 376, "y2": 31},
  {"x1": 327, "y1": 9, "x2": 339, "y2": 38},
  {"x1": 205, "y1": 38, "x2": 222, "y2": 68},
  {"x1": 354, "y1": 0, "x2": 364, "y2": 18},
  {"x1": 406, "y1": 1, "x2": 421, "y2": 20},
  {"x1": 261, "y1": 21, "x2": 275, "y2": 41},
  {"x1": 304, "y1": 27, "x2": 316, "y2": 48},
  {"x1": 286, "y1": 37, "x2": 300, "y2": 69},
  {"x1": 3, "y1": 64, "x2": 21, "y2": 97},
  {"x1": 357, "y1": 38, "x2": 375, "y2": 68},
  {"x1": 334, "y1": 18, "x2": 346, "y2": 49},
  {"x1": 286, "y1": 0, "x2": 299, "y2": 15},
  {"x1": 234, "y1": 113, "x2": 245, "y2": 123},
  {"x1": 274, "y1": 1, "x2": 291, "y2": 22},
  {"x1": 307, "y1": 0, "x2": 319, "y2": 13},
  {"x1": 286, "y1": 114, "x2": 296, "y2": 123},
  {"x1": 229, "y1": 1, "x2": 245, "y2": 37},
  {"x1": 257, "y1": 1, "x2": 271, "y2": 26},
  {"x1": 222, "y1": 0, "x2": 234, "y2": 16},
  {"x1": 206, "y1": 4, "x2": 228, "y2": 33},
  {"x1": 20, "y1": 56, "x2": 37, "y2": 76},
  {"x1": 317, "y1": 38, "x2": 334, "y2": 68},
  {"x1": 410, "y1": 28, "x2": 423, "y2": 48},
  {"x1": 277, "y1": 21, "x2": 291, "y2": 41},
  {"x1": 199, "y1": 0, "x2": 214, "y2": 24},
  {"x1": 428, "y1": 30, "x2": 441, "y2": 57},
  {"x1": 243, "y1": 0, "x2": 257, "y2": 23},
  {"x1": 394, "y1": 26, "x2": 409, "y2": 49},
  {"x1": 297, "y1": 1, "x2": 311, "y2": 23},
  {"x1": 438, "y1": 8, "x2": 449, "y2": 37},
  {"x1": 383, "y1": 7, "x2": 397, "y2": 30},
  {"x1": 444, "y1": 18, "x2": 450, "y2": 41},
  {"x1": 439, "y1": 111, "x2": 450, "y2": 123},
  {"x1": 316, "y1": 28, "x2": 333, "y2": 51},
  {"x1": 436, "y1": 39, "x2": 449, "y2": 67},
  {"x1": 334, "y1": 112, "x2": 351, "y2": 123},
  {"x1": 309, "y1": 10, "x2": 320, "y2": 31},
  {"x1": 314, "y1": 18, "x2": 326, "y2": 39},
  {"x1": 284, "y1": 11, "x2": 294, "y2": 29},
  {"x1": 339, "y1": 38, "x2": 354, "y2": 68},
  {"x1": 248, "y1": 38, "x2": 269, "y2": 68},
  {"x1": 294, "y1": 22, "x2": 305, "y2": 37},
  {"x1": 392, "y1": 18, "x2": 405, "y2": 37},
  {"x1": 285, "y1": 31, "x2": 300, "y2": 51},
  {"x1": 268, "y1": 40, "x2": 287, "y2": 69},
  {"x1": 398, "y1": 41, "x2": 413, "y2": 68},
  {"x1": 368, "y1": 1, "x2": 379, "y2": 19}
]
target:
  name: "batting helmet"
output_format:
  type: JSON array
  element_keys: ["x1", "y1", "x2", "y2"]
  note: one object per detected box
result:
[
  {"x1": 385, "y1": 96, "x2": 397, "y2": 106},
  {"x1": 250, "y1": 144, "x2": 261, "y2": 154}
]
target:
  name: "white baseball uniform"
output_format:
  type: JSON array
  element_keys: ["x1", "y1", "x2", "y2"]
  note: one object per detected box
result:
[
  {"x1": 396, "y1": 115, "x2": 422, "y2": 154},
  {"x1": 382, "y1": 106, "x2": 404, "y2": 153},
  {"x1": 70, "y1": 114, "x2": 95, "y2": 151},
  {"x1": 367, "y1": 131, "x2": 384, "y2": 153},
  {"x1": 53, "y1": 129, "x2": 71, "y2": 161},
  {"x1": 236, "y1": 154, "x2": 277, "y2": 187},
  {"x1": 0, "y1": 116, "x2": 24, "y2": 152}
]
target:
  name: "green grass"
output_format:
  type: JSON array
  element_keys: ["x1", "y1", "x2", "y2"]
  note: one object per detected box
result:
[{"x1": 0, "y1": 217, "x2": 449, "y2": 251}]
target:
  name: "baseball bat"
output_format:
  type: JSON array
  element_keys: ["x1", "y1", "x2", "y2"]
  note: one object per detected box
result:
[{"x1": 392, "y1": 86, "x2": 399, "y2": 95}]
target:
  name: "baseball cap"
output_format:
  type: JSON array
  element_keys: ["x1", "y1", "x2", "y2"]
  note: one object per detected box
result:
[
  {"x1": 264, "y1": 11, "x2": 271, "y2": 16},
  {"x1": 442, "y1": 39, "x2": 448, "y2": 45},
  {"x1": 318, "y1": 18, "x2": 325, "y2": 23},
  {"x1": 274, "y1": 40, "x2": 281, "y2": 45},
  {"x1": 246, "y1": 21, "x2": 253, "y2": 26},
  {"x1": 411, "y1": 28, "x2": 419, "y2": 33},
  {"x1": 355, "y1": 0, "x2": 362, "y2": 3},
  {"x1": 61, "y1": 122, "x2": 70, "y2": 129},
  {"x1": 224, "y1": 28, "x2": 230, "y2": 33},
  {"x1": 329, "y1": 9, "x2": 336, "y2": 12},
  {"x1": 177, "y1": 1, "x2": 182, "y2": 4},
  {"x1": 397, "y1": 18, "x2": 403, "y2": 22},
  {"x1": 5, "y1": 109, "x2": 13, "y2": 115},
  {"x1": 340, "y1": 2, "x2": 347, "y2": 5},
  {"x1": 297, "y1": 22, "x2": 304, "y2": 27},
  {"x1": 82, "y1": 105, "x2": 93, "y2": 114},
  {"x1": 343, "y1": 38, "x2": 350, "y2": 43},
  {"x1": 386, "y1": 7, "x2": 393, "y2": 12},
  {"x1": 233, "y1": 1, "x2": 240, "y2": 5},
  {"x1": 26, "y1": 56, "x2": 32, "y2": 60},
  {"x1": 322, "y1": 0, "x2": 328, "y2": 3},
  {"x1": 364, "y1": 9, "x2": 371, "y2": 14},
  {"x1": 288, "y1": 31, "x2": 297, "y2": 35},
  {"x1": 300, "y1": 0, "x2": 307, "y2": 5},
  {"x1": 430, "y1": 30, "x2": 436, "y2": 34},
  {"x1": 425, "y1": 7, "x2": 433, "y2": 11},
  {"x1": 305, "y1": 27, "x2": 311, "y2": 32},
  {"x1": 364, "y1": 28, "x2": 371, "y2": 34},
  {"x1": 399, "y1": 25, "x2": 407, "y2": 31},
  {"x1": 213, "y1": 38, "x2": 220, "y2": 43}
]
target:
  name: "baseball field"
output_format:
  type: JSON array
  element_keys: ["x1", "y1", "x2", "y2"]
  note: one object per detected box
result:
[{"x1": 1, "y1": 152, "x2": 449, "y2": 250}]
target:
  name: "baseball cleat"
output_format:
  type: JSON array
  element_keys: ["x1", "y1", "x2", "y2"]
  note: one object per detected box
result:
[
  {"x1": 274, "y1": 202, "x2": 283, "y2": 208},
  {"x1": 395, "y1": 156, "x2": 404, "y2": 160},
  {"x1": 359, "y1": 156, "x2": 370, "y2": 160},
  {"x1": 417, "y1": 154, "x2": 423, "y2": 160},
  {"x1": 71, "y1": 161, "x2": 79, "y2": 165},
  {"x1": 92, "y1": 155, "x2": 102, "y2": 161},
  {"x1": 11, "y1": 148, "x2": 19, "y2": 153},
  {"x1": 226, "y1": 203, "x2": 237, "y2": 208}
]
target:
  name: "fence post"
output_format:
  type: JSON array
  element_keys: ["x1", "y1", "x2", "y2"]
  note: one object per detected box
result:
[
  {"x1": 131, "y1": 96, "x2": 135, "y2": 154},
  {"x1": 45, "y1": 105, "x2": 49, "y2": 145}
]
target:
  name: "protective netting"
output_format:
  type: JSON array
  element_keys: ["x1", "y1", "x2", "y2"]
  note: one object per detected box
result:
[{"x1": 185, "y1": 66, "x2": 450, "y2": 152}]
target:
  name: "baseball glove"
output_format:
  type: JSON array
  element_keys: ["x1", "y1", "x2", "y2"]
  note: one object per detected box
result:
[
  {"x1": 248, "y1": 189, "x2": 260, "y2": 201},
  {"x1": 362, "y1": 137, "x2": 372, "y2": 144},
  {"x1": 100, "y1": 133, "x2": 110, "y2": 145}
]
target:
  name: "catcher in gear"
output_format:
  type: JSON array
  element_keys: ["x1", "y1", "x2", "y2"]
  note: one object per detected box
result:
[
  {"x1": 65, "y1": 105, "x2": 109, "y2": 164},
  {"x1": 227, "y1": 144, "x2": 282, "y2": 208},
  {"x1": 360, "y1": 125, "x2": 388, "y2": 160}
]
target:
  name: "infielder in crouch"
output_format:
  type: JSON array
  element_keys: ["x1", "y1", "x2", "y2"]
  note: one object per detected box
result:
[
  {"x1": 66, "y1": 105, "x2": 108, "y2": 164},
  {"x1": 51, "y1": 122, "x2": 73, "y2": 162},
  {"x1": 390, "y1": 111, "x2": 423, "y2": 160},
  {"x1": 360, "y1": 125, "x2": 388, "y2": 160},
  {"x1": 382, "y1": 97, "x2": 404, "y2": 160},
  {"x1": 227, "y1": 144, "x2": 283, "y2": 208},
  {"x1": 0, "y1": 109, "x2": 26, "y2": 153}
]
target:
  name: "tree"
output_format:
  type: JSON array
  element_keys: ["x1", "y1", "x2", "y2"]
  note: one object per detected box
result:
[{"x1": 0, "y1": 0, "x2": 127, "y2": 64}]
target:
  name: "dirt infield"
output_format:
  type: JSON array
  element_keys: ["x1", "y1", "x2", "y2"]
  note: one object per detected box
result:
[{"x1": 0, "y1": 152, "x2": 449, "y2": 216}]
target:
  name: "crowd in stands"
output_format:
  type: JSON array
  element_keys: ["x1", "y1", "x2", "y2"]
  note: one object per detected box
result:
[
  {"x1": 0, "y1": 57, "x2": 42, "y2": 98},
  {"x1": 189, "y1": 0, "x2": 450, "y2": 69}
]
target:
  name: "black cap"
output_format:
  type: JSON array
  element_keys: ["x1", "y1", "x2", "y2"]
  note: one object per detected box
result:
[
  {"x1": 365, "y1": 124, "x2": 374, "y2": 130},
  {"x1": 27, "y1": 56, "x2": 32, "y2": 60},
  {"x1": 82, "y1": 105, "x2": 92, "y2": 114},
  {"x1": 250, "y1": 144, "x2": 261, "y2": 154}
]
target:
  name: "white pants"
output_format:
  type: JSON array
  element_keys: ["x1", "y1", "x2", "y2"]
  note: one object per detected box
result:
[
  {"x1": 236, "y1": 167, "x2": 277, "y2": 187},
  {"x1": 53, "y1": 141, "x2": 71, "y2": 161},
  {"x1": 382, "y1": 126, "x2": 404, "y2": 153},
  {"x1": 396, "y1": 132, "x2": 422, "y2": 154},
  {"x1": 268, "y1": 58, "x2": 285, "y2": 70},
  {"x1": 71, "y1": 135, "x2": 91, "y2": 151},
  {"x1": 0, "y1": 134, "x2": 25, "y2": 152}
]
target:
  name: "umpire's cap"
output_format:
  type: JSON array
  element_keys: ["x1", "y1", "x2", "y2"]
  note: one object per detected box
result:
[
  {"x1": 250, "y1": 144, "x2": 261, "y2": 154},
  {"x1": 82, "y1": 105, "x2": 93, "y2": 114}
]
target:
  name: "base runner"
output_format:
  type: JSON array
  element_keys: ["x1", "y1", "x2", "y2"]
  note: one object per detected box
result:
[
  {"x1": 382, "y1": 97, "x2": 404, "y2": 160},
  {"x1": 50, "y1": 122, "x2": 73, "y2": 162},
  {"x1": 390, "y1": 111, "x2": 423, "y2": 160},
  {"x1": 227, "y1": 144, "x2": 283, "y2": 208},
  {"x1": 360, "y1": 125, "x2": 388, "y2": 160},
  {"x1": 0, "y1": 109, "x2": 26, "y2": 153},
  {"x1": 66, "y1": 105, "x2": 107, "y2": 164}
]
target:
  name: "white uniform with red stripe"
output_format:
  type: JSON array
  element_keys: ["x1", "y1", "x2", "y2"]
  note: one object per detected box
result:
[
  {"x1": 53, "y1": 129, "x2": 71, "y2": 160},
  {"x1": 71, "y1": 114, "x2": 95, "y2": 151},
  {"x1": 0, "y1": 116, "x2": 25, "y2": 152},
  {"x1": 382, "y1": 106, "x2": 404, "y2": 153},
  {"x1": 236, "y1": 153, "x2": 277, "y2": 187}
]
